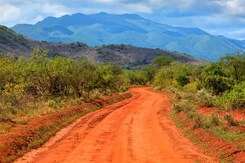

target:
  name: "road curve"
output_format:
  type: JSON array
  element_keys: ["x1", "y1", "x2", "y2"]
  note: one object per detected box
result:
[{"x1": 16, "y1": 87, "x2": 214, "y2": 163}]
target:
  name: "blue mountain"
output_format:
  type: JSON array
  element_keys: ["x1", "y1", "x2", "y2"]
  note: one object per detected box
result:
[{"x1": 12, "y1": 12, "x2": 245, "y2": 61}]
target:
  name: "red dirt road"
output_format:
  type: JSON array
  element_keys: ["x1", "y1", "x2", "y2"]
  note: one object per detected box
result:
[{"x1": 16, "y1": 87, "x2": 214, "y2": 163}]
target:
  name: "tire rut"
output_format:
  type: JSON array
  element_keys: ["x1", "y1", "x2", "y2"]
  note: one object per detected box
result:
[{"x1": 16, "y1": 87, "x2": 215, "y2": 163}]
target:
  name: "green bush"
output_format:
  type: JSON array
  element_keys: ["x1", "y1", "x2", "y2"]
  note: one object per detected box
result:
[
  {"x1": 220, "y1": 53, "x2": 245, "y2": 82},
  {"x1": 210, "y1": 114, "x2": 221, "y2": 126},
  {"x1": 174, "y1": 93, "x2": 182, "y2": 100},
  {"x1": 193, "y1": 114, "x2": 204, "y2": 129},
  {"x1": 151, "y1": 55, "x2": 173, "y2": 68},
  {"x1": 186, "y1": 109, "x2": 197, "y2": 119},
  {"x1": 196, "y1": 89, "x2": 215, "y2": 107},
  {"x1": 153, "y1": 62, "x2": 192, "y2": 88},
  {"x1": 201, "y1": 63, "x2": 234, "y2": 95},
  {"x1": 0, "y1": 48, "x2": 130, "y2": 127},
  {"x1": 183, "y1": 82, "x2": 199, "y2": 93},
  {"x1": 176, "y1": 75, "x2": 189, "y2": 87},
  {"x1": 215, "y1": 81, "x2": 245, "y2": 110},
  {"x1": 224, "y1": 114, "x2": 236, "y2": 126},
  {"x1": 46, "y1": 100, "x2": 59, "y2": 109},
  {"x1": 172, "y1": 100, "x2": 193, "y2": 113},
  {"x1": 172, "y1": 104, "x2": 183, "y2": 113}
]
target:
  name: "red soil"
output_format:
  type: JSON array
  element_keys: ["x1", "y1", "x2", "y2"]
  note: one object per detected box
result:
[
  {"x1": 16, "y1": 87, "x2": 214, "y2": 163},
  {"x1": 178, "y1": 106, "x2": 245, "y2": 163},
  {"x1": 198, "y1": 107, "x2": 245, "y2": 121},
  {"x1": 0, "y1": 92, "x2": 132, "y2": 162}
]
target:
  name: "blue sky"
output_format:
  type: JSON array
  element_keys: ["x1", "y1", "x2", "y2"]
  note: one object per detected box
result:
[{"x1": 0, "y1": 0, "x2": 245, "y2": 40}]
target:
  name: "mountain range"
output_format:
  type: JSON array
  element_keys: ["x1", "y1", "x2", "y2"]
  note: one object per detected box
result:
[
  {"x1": 11, "y1": 12, "x2": 245, "y2": 61},
  {"x1": 0, "y1": 25, "x2": 200, "y2": 69}
]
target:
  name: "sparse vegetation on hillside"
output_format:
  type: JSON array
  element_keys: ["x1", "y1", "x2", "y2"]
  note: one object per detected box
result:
[{"x1": 0, "y1": 26, "x2": 201, "y2": 69}]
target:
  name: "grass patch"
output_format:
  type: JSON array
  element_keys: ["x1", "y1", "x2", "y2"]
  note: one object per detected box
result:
[
  {"x1": 0, "y1": 92, "x2": 132, "y2": 162},
  {"x1": 211, "y1": 128, "x2": 245, "y2": 150},
  {"x1": 0, "y1": 123, "x2": 13, "y2": 134},
  {"x1": 170, "y1": 97, "x2": 245, "y2": 161},
  {"x1": 171, "y1": 111, "x2": 200, "y2": 146},
  {"x1": 224, "y1": 114, "x2": 236, "y2": 126}
]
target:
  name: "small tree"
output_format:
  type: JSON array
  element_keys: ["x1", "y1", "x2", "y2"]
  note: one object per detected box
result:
[
  {"x1": 151, "y1": 55, "x2": 173, "y2": 68},
  {"x1": 201, "y1": 63, "x2": 233, "y2": 95},
  {"x1": 220, "y1": 52, "x2": 245, "y2": 82}
]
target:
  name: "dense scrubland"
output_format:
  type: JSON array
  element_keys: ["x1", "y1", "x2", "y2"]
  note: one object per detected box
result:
[
  {"x1": 122, "y1": 52, "x2": 244, "y2": 109},
  {"x1": 0, "y1": 47, "x2": 130, "y2": 133},
  {"x1": 147, "y1": 52, "x2": 245, "y2": 154}
]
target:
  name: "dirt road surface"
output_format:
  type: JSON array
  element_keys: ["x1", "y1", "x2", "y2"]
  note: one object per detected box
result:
[{"x1": 16, "y1": 87, "x2": 215, "y2": 163}]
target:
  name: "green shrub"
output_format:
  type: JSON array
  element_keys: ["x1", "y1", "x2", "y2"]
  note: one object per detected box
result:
[
  {"x1": 186, "y1": 109, "x2": 197, "y2": 119},
  {"x1": 89, "y1": 89, "x2": 102, "y2": 100},
  {"x1": 176, "y1": 75, "x2": 189, "y2": 87},
  {"x1": 218, "y1": 82, "x2": 245, "y2": 110},
  {"x1": 151, "y1": 55, "x2": 173, "y2": 68},
  {"x1": 183, "y1": 82, "x2": 198, "y2": 93},
  {"x1": 172, "y1": 100, "x2": 193, "y2": 113},
  {"x1": 2, "y1": 83, "x2": 25, "y2": 106},
  {"x1": 238, "y1": 120, "x2": 245, "y2": 127},
  {"x1": 174, "y1": 93, "x2": 182, "y2": 100},
  {"x1": 46, "y1": 100, "x2": 60, "y2": 109},
  {"x1": 224, "y1": 114, "x2": 236, "y2": 126},
  {"x1": 201, "y1": 63, "x2": 234, "y2": 95},
  {"x1": 196, "y1": 89, "x2": 215, "y2": 107},
  {"x1": 182, "y1": 93, "x2": 194, "y2": 101},
  {"x1": 210, "y1": 114, "x2": 221, "y2": 126},
  {"x1": 154, "y1": 86, "x2": 163, "y2": 91},
  {"x1": 172, "y1": 104, "x2": 183, "y2": 113},
  {"x1": 193, "y1": 114, "x2": 204, "y2": 129}
]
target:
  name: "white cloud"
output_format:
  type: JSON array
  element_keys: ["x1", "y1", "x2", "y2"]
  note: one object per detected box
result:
[
  {"x1": 125, "y1": 3, "x2": 152, "y2": 13},
  {"x1": 148, "y1": 0, "x2": 195, "y2": 9},
  {"x1": 0, "y1": 0, "x2": 245, "y2": 39},
  {"x1": 41, "y1": 3, "x2": 71, "y2": 17},
  {"x1": 0, "y1": 4, "x2": 20, "y2": 22},
  {"x1": 91, "y1": 0, "x2": 117, "y2": 3},
  {"x1": 215, "y1": 0, "x2": 245, "y2": 17},
  {"x1": 0, "y1": 1, "x2": 72, "y2": 26}
]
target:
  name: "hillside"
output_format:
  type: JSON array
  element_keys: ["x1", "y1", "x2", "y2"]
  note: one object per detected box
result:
[
  {"x1": 0, "y1": 25, "x2": 199, "y2": 69},
  {"x1": 12, "y1": 12, "x2": 245, "y2": 61}
]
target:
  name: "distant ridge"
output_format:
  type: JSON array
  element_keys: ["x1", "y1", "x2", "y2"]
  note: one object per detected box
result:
[
  {"x1": 11, "y1": 12, "x2": 245, "y2": 61},
  {"x1": 0, "y1": 25, "x2": 200, "y2": 69}
]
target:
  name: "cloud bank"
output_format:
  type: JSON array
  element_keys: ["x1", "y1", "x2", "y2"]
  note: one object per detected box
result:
[{"x1": 0, "y1": 0, "x2": 245, "y2": 39}]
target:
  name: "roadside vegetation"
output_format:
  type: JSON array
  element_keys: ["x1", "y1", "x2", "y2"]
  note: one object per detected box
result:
[
  {"x1": 140, "y1": 52, "x2": 245, "y2": 161},
  {"x1": 128, "y1": 52, "x2": 244, "y2": 111},
  {"x1": 0, "y1": 47, "x2": 130, "y2": 134}
]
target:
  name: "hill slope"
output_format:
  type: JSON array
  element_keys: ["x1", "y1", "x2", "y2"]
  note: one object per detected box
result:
[
  {"x1": 0, "y1": 25, "x2": 199, "y2": 69},
  {"x1": 12, "y1": 12, "x2": 245, "y2": 61}
]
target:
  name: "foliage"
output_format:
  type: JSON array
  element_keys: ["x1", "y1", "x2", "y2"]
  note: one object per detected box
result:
[
  {"x1": 217, "y1": 82, "x2": 245, "y2": 110},
  {"x1": 220, "y1": 52, "x2": 245, "y2": 82},
  {"x1": 224, "y1": 114, "x2": 236, "y2": 126},
  {"x1": 153, "y1": 62, "x2": 191, "y2": 88},
  {"x1": 172, "y1": 100, "x2": 193, "y2": 113},
  {"x1": 0, "y1": 47, "x2": 130, "y2": 128},
  {"x1": 151, "y1": 55, "x2": 173, "y2": 68},
  {"x1": 126, "y1": 70, "x2": 148, "y2": 85},
  {"x1": 150, "y1": 53, "x2": 244, "y2": 110},
  {"x1": 201, "y1": 63, "x2": 233, "y2": 95},
  {"x1": 210, "y1": 114, "x2": 221, "y2": 126},
  {"x1": 196, "y1": 89, "x2": 215, "y2": 107}
]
